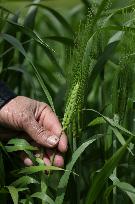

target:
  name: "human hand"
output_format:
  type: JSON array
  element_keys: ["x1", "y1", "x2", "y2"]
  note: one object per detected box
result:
[{"x1": 0, "y1": 96, "x2": 68, "y2": 167}]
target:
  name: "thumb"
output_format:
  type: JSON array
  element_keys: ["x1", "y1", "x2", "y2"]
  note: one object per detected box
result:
[{"x1": 24, "y1": 119, "x2": 59, "y2": 148}]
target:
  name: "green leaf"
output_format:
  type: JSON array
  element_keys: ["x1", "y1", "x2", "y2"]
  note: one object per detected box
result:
[
  {"x1": 5, "y1": 146, "x2": 37, "y2": 152},
  {"x1": 11, "y1": 176, "x2": 39, "y2": 188},
  {"x1": 20, "y1": 197, "x2": 34, "y2": 204},
  {"x1": 103, "y1": 185, "x2": 115, "y2": 203},
  {"x1": 88, "y1": 41, "x2": 119, "y2": 88},
  {"x1": 92, "y1": 0, "x2": 109, "y2": 27},
  {"x1": 0, "y1": 33, "x2": 55, "y2": 111},
  {"x1": 103, "y1": 25, "x2": 135, "y2": 34},
  {"x1": 24, "y1": 0, "x2": 40, "y2": 29},
  {"x1": 110, "y1": 175, "x2": 135, "y2": 204},
  {"x1": 85, "y1": 137, "x2": 133, "y2": 204},
  {"x1": 104, "y1": 116, "x2": 134, "y2": 137},
  {"x1": 81, "y1": 32, "x2": 95, "y2": 72},
  {"x1": 31, "y1": 192, "x2": 55, "y2": 204},
  {"x1": 85, "y1": 109, "x2": 135, "y2": 137},
  {"x1": 45, "y1": 36, "x2": 74, "y2": 45},
  {"x1": 111, "y1": 127, "x2": 134, "y2": 155},
  {"x1": 107, "y1": 3, "x2": 135, "y2": 16},
  {"x1": 5, "y1": 139, "x2": 38, "y2": 152},
  {"x1": 6, "y1": 186, "x2": 18, "y2": 204},
  {"x1": 17, "y1": 188, "x2": 29, "y2": 192},
  {"x1": 88, "y1": 117, "x2": 106, "y2": 126},
  {"x1": 55, "y1": 134, "x2": 102, "y2": 204},
  {"x1": 0, "y1": 142, "x2": 14, "y2": 166},
  {"x1": 115, "y1": 182, "x2": 135, "y2": 204},
  {"x1": 27, "y1": 3, "x2": 74, "y2": 37},
  {"x1": 2, "y1": 19, "x2": 62, "y2": 74},
  {"x1": 7, "y1": 138, "x2": 32, "y2": 146},
  {"x1": 19, "y1": 0, "x2": 40, "y2": 64},
  {"x1": 1, "y1": 33, "x2": 26, "y2": 55},
  {"x1": 17, "y1": 165, "x2": 65, "y2": 174},
  {"x1": 2, "y1": 12, "x2": 20, "y2": 70}
]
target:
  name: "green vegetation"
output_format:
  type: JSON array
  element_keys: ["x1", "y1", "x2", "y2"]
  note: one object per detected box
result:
[{"x1": 1, "y1": 0, "x2": 135, "y2": 203}]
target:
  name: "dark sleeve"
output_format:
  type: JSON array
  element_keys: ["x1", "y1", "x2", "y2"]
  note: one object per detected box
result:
[{"x1": 0, "y1": 81, "x2": 16, "y2": 109}]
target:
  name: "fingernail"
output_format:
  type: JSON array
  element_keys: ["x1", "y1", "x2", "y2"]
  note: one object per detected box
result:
[{"x1": 46, "y1": 135, "x2": 59, "y2": 146}]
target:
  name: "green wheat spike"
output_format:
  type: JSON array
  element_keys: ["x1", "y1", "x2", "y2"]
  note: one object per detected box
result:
[
  {"x1": 67, "y1": 4, "x2": 108, "y2": 111},
  {"x1": 62, "y1": 82, "x2": 80, "y2": 130}
]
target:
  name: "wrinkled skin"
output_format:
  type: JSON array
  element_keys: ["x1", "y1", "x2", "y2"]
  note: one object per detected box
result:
[{"x1": 0, "y1": 96, "x2": 68, "y2": 167}]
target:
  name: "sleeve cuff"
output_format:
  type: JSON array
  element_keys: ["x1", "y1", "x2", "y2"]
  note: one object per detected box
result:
[{"x1": 0, "y1": 81, "x2": 17, "y2": 109}]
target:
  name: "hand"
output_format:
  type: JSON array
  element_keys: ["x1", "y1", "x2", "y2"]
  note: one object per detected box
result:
[{"x1": 0, "y1": 96, "x2": 68, "y2": 167}]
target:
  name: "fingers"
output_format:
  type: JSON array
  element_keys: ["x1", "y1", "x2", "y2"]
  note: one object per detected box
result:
[
  {"x1": 43, "y1": 156, "x2": 51, "y2": 166},
  {"x1": 54, "y1": 154, "x2": 64, "y2": 167},
  {"x1": 23, "y1": 118, "x2": 59, "y2": 148},
  {"x1": 41, "y1": 105, "x2": 68, "y2": 153},
  {"x1": 20, "y1": 152, "x2": 33, "y2": 166},
  {"x1": 58, "y1": 132, "x2": 68, "y2": 153},
  {"x1": 22, "y1": 102, "x2": 68, "y2": 153},
  {"x1": 20, "y1": 150, "x2": 64, "y2": 168},
  {"x1": 46, "y1": 149, "x2": 64, "y2": 167}
]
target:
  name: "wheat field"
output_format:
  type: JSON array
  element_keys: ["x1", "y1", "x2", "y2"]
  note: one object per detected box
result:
[{"x1": 0, "y1": 0, "x2": 135, "y2": 203}]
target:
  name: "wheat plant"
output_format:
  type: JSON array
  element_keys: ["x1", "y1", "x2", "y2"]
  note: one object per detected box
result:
[{"x1": 0, "y1": 0, "x2": 135, "y2": 204}]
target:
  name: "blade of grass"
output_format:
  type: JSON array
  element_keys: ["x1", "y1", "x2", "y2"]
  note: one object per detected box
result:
[
  {"x1": 17, "y1": 165, "x2": 67, "y2": 175},
  {"x1": 27, "y1": 3, "x2": 74, "y2": 37},
  {"x1": 31, "y1": 192, "x2": 55, "y2": 204},
  {"x1": 0, "y1": 33, "x2": 55, "y2": 111},
  {"x1": 55, "y1": 134, "x2": 102, "y2": 204},
  {"x1": 19, "y1": 0, "x2": 40, "y2": 64},
  {"x1": 1, "y1": 19, "x2": 62, "y2": 74},
  {"x1": 11, "y1": 176, "x2": 39, "y2": 188},
  {"x1": 85, "y1": 136, "x2": 133, "y2": 204},
  {"x1": 84, "y1": 109, "x2": 135, "y2": 137},
  {"x1": 109, "y1": 175, "x2": 135, "y2": 204},
  {"x1": 6, "y1": 186, "x2": 18, "y2": 204}
]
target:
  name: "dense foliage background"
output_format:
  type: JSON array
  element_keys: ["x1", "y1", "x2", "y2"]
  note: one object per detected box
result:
[{"x1": 0, "y1": 0, "x2": 135, "y2": 203}]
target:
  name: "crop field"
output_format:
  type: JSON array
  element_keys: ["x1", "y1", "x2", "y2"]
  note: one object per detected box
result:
[{"x1": 0, "y1": 0, "x2": 135, "y2": 203}]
